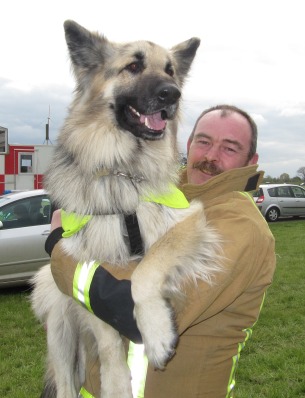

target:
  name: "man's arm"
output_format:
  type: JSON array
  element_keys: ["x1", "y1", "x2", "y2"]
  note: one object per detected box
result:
[
  {"x1": 175, "y1": 194, "x2": 276, "y2": 334},
  {"x1": 47, "y1": 211, "x2": 142, "y2": 343},
  {"x1": 48, "y1": 194, "x2": 275, "y2": 346}
]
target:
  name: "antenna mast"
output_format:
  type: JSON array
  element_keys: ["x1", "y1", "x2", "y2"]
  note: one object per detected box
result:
[{"x1": 44, "y1": 105, "x2": 53, "y2": 145}]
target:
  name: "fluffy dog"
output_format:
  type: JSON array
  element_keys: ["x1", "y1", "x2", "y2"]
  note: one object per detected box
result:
[{"x1": 31, "y1": 20, "x2": 222, "y2": 398}]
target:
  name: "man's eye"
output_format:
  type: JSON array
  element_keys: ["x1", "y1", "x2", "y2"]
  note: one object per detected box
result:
[
  {"x1": 225, "y1": 147, "x2": 236, "y2": 153},
  {"x1": 125, "y1": 62, "x2": 143, "y2": 74}
]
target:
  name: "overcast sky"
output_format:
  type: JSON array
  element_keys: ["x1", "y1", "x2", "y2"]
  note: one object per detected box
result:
[{"x1": 1, "y1": 0, "x2": 304, "y2": 178}]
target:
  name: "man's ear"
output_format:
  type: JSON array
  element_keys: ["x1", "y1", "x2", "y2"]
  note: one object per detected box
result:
[{"x1": 248, "y1": 153, "x2": 259, "y2": 165}]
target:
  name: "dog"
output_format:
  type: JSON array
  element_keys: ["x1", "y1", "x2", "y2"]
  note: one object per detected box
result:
[{"x1": 31, "y1": 20, "x2": 222, "y2": 398}]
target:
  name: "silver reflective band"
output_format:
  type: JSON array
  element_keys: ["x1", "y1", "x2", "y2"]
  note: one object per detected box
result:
[{"x1": 127, "y1": 342, "x2": 148, "y2": 398}]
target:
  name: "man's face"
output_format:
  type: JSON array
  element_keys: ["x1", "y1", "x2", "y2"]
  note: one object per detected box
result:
[{"x1": 186, "y1": 110, "x2": 259, "y2": 184}]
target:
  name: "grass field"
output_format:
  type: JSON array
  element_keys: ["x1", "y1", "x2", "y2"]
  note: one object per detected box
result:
[
  {"x1": 235, "y1": 220, "x2": 305, "y2": 397},
  {"x1": 0, "y1": 220, "x2": 304, "y2": 397}
]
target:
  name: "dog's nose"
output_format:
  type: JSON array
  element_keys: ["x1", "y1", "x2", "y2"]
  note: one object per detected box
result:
[{"x1": 157, "y1": 84, "x2": 181, "y2": 105}]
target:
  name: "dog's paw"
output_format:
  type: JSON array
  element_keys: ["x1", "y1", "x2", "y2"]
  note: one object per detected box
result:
[{"x1": 134, "y1": 298, "x2": 178, "y2": 369}]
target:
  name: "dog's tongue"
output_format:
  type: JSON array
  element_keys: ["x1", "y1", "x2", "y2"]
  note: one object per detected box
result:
[{"x1": 140, "y1": 111, "x2": 166, "y2": 131}]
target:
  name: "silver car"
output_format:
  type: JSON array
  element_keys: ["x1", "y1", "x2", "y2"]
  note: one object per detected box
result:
[
  {"x1": 0, "y1": 189, "x2": 52, "y2": 288},
  {"x1": 253, "y1": 184, "x2": 305, "y2": 222}
]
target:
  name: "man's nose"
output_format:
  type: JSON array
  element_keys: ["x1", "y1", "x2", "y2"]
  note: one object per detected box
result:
[{"x1": 205, "y1": 145, "x2": 219, "y2": 162}]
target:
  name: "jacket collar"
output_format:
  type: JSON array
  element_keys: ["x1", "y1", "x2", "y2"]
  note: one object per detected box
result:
[{"x1": 180, "y1": 164, "x2": 264, "y2": 202}]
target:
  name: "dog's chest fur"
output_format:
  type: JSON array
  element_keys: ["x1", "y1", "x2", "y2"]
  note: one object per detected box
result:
[{"x1": 61, "y1": 200, "x2": 195, "y2": 267}]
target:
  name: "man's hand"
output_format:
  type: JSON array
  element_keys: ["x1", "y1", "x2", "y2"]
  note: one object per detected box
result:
[{"x1": 51, "y1": 209, "x2": 62, "y2": 231}]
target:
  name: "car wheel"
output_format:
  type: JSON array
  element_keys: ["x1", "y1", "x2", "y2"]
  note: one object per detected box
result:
[{"x1": 266, "y1": 207, "x2": 280, "y2": 222}]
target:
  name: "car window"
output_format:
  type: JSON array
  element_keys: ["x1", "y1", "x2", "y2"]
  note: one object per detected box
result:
[
  {"x1": 0, "y1": 195, "x2": 51, "y2": 229},
  {"x1": 253, "y1": 188, "x2": 264, "y2": 197},
  {"x1": 267, "y1": 188, "x2": 276, "y2": 197},
  {"x1": 276, "y1": 187, "x2": 292, "y2": 198},
  {"x1": 290, "y1": 186, "x2": 305, "y2": 198}
]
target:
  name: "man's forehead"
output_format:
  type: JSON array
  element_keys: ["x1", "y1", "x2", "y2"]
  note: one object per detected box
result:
[
  {"x1": 199, "y1": 110, "x2": 245, "y2": 125},
  {"x1": 195, "y1": 112, "x2": 251, "y2": 137},
  {"x1": 193, "y1": 114, "x2": 252, "y2": 150}
]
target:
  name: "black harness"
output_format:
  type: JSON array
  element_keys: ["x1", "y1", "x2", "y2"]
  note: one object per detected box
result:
[{"x1": 124, "y1": 213, "x2": 144, "y2": 256}]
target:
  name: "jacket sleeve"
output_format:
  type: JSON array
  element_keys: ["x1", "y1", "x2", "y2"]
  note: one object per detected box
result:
[
  {"x1": 175, "y1": 193, "x2": 276, "y2": 334},
  {"x1": 46, "y1": 229, "x2": 142, "y2": 343}
]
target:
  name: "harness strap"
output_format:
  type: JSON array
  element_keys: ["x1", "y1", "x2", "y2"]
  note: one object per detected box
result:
[{"x1": 124, "y1": 213, "x2": 144, "y2": 256}]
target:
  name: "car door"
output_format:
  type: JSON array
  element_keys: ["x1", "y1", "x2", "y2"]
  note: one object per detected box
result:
[
  {"x1": 290, "y1": 186, "x2": 305, "y2": 215},
  {"x1": 275, "y1": 186, "x2": 296, "y2": 216},
  {"x1": 0, "y1": 195, "x2": 51, "y2": 286}
]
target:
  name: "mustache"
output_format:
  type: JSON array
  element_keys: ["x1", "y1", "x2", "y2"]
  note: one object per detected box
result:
[{"x1": 192, "y1": 160, "x2": 223, "y2": 176}]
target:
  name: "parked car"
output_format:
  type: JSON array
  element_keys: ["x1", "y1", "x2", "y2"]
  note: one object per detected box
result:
[
  {"x1": 252, "y1": 184, "x2": 305, "y2": 222},
  {"x1": 0, "y1": 189, "x2": 52, "y2": 288}
]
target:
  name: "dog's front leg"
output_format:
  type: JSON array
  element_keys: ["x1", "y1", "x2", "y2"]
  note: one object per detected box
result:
[
  {"x1": 131, "y1": 261, "x2": 177, "y2": 369},
  {"x1": 87, "y1": 314, "x2": 133, "y2": 398},
  {"x1": 132, "y1": 201, "x2": 221, "y2": 369}
]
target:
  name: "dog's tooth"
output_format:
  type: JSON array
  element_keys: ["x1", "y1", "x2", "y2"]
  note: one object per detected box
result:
[
  {"x1": 129, "y1": 105, "x2": 140, "y2": 117},
  {"x1": 144, "y1": 117, "x2": 150, "y2": 128}
]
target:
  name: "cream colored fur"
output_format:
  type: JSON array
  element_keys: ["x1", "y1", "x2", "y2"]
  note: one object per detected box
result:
[{"x1": 31, "y1": 20, "x2": 222, "y2": 398}]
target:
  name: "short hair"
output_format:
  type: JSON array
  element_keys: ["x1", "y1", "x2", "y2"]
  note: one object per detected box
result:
[{"x1": 188, "y1": 104, "x2": 258, "y2": 160}]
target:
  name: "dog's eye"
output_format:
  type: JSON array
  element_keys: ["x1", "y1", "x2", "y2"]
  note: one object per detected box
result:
[
  {"x1": 165, "y1": 64, "x2": 174, "y2": 77},
  {"x1": 125, "y1": 62, "x2": 143, "y2": 74}
]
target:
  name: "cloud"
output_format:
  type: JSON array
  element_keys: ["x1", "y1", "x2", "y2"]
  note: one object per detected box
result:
[
  {"x1": 1, "y1": 0, "x2": 305, "y2": 180},
  {"x1": 0, "y1": 78, "x2": 71, "y2": 144},
  {"x1": 280, "y1": 106, "x2": 305, "y2": 117}
]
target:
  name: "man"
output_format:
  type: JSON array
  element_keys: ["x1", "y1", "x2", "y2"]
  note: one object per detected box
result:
[{"x1": 47, "y1": 104, "x2": 276, "y2": 397}]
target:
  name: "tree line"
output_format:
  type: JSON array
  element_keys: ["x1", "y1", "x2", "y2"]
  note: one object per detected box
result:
[{"x1": 262, "y1": 166, "x2": 305, "y2": 185}]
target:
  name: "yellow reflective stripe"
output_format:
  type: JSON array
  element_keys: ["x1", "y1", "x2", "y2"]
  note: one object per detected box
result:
[
  {"x1": 127, "y1": 342, "x2": 148, "y2": 398},
  {"x1": 61, "y1": 209, "x2": 92, "y2": 238},
  {"x1": 226, "y1": 292, "x2": 266, "y2": 397},
  {"x1": 142, "y1": 184, "x2": 189, "y2": 209},
  {"x1": 239, "y1": 191, "x2": 267, "y2": 222},
  {"x1": 78, "y1": 386, "x2": 95, "y2": 398},
  {"x1": 73, "y1": 261, "x2": 100, "y2": 313},
  {"x1": 226, "y1": 340, "x2": 244, "y2": 397},
  {"x1": 61, "y1": 186, "x2": 188, "y2": 240},
  {"x1": 240, "y1": 191, "x2": 262, "y2": 211},
  {"x1": 78, "y1": 343, "x2": 148, "y2": 398},
  {"x1": 239, "y1": 191, "x2": 256, "y2": 205}
]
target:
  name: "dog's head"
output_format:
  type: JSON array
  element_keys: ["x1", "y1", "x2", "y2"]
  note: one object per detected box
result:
[
  {"x1": 47, "y1": 22, "x2": 200, "y2": 213},
  {"x1": 63, "y1": 20, "x2": 200, "y2": 142}
]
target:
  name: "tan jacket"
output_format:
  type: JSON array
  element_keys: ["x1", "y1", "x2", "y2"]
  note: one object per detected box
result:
[{"x1": 51, "y1": 165, "x2": 276, "y2": 398}]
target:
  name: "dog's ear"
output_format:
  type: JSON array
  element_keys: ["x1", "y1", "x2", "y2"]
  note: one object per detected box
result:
[
  {"x1": 171, "y1": 38, "x2": 201, "y2": 83},
  {"x1": 63, "y1": 20, "x2": 112, "y2": 73}
]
